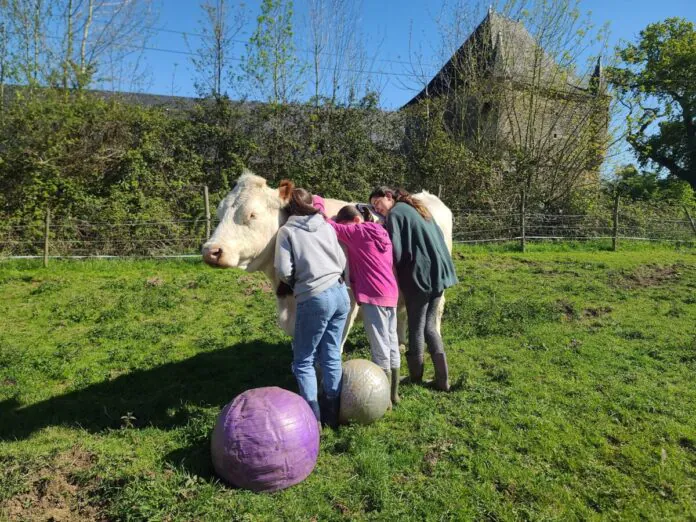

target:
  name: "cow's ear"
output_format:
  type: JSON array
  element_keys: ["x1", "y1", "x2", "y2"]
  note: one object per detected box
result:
[{"x1": 278, "y1": 179, "x2": 294, "y2": 204}]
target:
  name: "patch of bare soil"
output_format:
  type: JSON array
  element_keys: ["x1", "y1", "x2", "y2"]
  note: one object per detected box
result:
[
  {"x1": 145, "y1": 277, "x2": 165, "y2": 287},
  {"x1": 421, "y1": 441, "x2": 453, "y2": 476},
  {"x1": 583, "y1": 306, "x2": 613, "y2": 318},
  {"x1": 238, "y1": 274, "x2": 273, "y2": 295},
  {"x1": 1, "y1": 446, "x2": 105, "y2": 522},
  {"x1": 613, "y1": 264, "x2": 682, "y2": 289},
  {"x1": 557, "y1": 300, "x2": 577, "y2": 321}
]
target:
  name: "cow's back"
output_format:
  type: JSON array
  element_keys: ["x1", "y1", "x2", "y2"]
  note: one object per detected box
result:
[
  {"x1": 322, "y1": 198, "x2": 351, "y2": 219},
  {"x1": 414, "y1": 192, "x2": 453, "y2": 252}
]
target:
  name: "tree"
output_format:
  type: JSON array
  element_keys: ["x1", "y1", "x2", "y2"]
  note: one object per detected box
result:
[
  {"x1": 609, "y1": 18, "x2": 696, "y2": 190},
  {"x1": 0, "y1": 2, "x2": 13, "y2": 113},
  {"x1": 604, "y1": 163, "x2": 695, "y2": 206},
  {"x1": 189, "y1": 0, "x2": 246, "y2": 99},
  {"x1": 2, "y1": 0, "x2": 158, "y2": 92},
  {"x1": 4, "y1": 0, "x2": 51, "y2": 88},
  {"x1": 306, "y1": 0, "x2": 374, "y2": 107},
  {"x1": 243, "y1": 0, "x2": 304, "y2": 104},
  {"x1": 61, "y1": 0, "x2": 159, "y2": 91}
]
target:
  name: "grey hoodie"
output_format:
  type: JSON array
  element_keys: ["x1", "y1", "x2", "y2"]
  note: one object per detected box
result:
[{"x1": 274, "y1": 213, "x2": 346, "y2": 303}]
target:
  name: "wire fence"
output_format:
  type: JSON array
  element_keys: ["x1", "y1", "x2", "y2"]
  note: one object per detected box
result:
[
  {"x1": 0, "y1": 218, "x2": 214, "y2": 259},
  {"x1": 452, "y1": 210, "x2": 696, "y2": 244},
  {"x1": 2, "y1": 205, "x2": 694, "y2": 264}
]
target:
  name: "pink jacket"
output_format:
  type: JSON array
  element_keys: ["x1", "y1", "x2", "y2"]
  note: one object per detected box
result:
[
  {"x1": 312, "y1": 195, "x2": 397, "y2": 307},
  {"x1": 328, "y1": 220, "x2": 399, "y2": 308}
]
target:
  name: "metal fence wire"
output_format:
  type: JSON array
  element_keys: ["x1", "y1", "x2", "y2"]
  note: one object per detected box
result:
[
  {"x1": 452, "y1": 211, "x2": 695, "y2": 243},
  {"x1": 1, "y1": 208, "x2": 695, "y2": 260},
  {"x1": 0, "y1": 218, "x2": 215, "y2": 258}
]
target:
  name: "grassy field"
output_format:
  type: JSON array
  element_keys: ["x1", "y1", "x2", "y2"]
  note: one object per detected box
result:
[{"x1": 1, "y1": 242, "x2": 695, "y2": 521}]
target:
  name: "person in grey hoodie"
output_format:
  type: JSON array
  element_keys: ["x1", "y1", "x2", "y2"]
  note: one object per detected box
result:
[{"x1": 275, "y1": 186, "x2": 349, "y2": 428}]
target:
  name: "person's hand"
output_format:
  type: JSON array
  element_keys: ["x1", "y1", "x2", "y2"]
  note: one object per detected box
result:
[{"x1": 356, "y1": 203, "x2": 376, "y2": 222}]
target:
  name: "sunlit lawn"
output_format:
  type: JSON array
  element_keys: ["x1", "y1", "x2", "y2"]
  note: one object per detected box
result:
[{"x1": 1, "y1": 242, "x2": 695, "y2": 520}]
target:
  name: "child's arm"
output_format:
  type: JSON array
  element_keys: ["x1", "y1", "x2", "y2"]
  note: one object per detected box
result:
[
  {"x1": 312, "y1": 195, "x2": 327, "y2": 217},
  {"x1": 274, "y1": 228, "x2": 295, "y2": 286},
  {"x1": 327, "y1": 220, "x2": 355, "y2": 244}
]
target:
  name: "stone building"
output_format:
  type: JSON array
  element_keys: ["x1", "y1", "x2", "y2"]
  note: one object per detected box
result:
[{"x1": 403, "y1": 9, "x2": 610, "y2": 190}]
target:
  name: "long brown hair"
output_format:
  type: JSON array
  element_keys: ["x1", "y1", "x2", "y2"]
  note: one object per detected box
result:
[
  {"x1": 369, "y1": 186, "x2": 431, "y2": 220},
  {"x1": 288, "y1": 187, "x2": 319, "y2": 216}
]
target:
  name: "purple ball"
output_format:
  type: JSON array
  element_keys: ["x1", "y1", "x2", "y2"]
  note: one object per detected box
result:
[{"x1": 211, "y1": 387, "x2": 320, "y2": 492}]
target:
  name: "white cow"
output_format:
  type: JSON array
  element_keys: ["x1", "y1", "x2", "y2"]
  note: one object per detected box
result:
[{"x1": 201, "y1": 170, "x2": 453, "y2": 348}]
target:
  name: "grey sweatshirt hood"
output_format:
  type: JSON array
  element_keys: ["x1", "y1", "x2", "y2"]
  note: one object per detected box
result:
[{"x1": 285, "y1": 213, "x2": 324, "y2": 232}]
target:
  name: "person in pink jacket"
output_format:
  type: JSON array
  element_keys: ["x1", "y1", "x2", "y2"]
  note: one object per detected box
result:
[{"x1": 328, "y1": 204, "x2": 401, "y2": 405}]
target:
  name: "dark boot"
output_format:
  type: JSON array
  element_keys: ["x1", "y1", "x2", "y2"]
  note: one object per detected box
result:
[
  {"x1": 321, "y1": 396, "x2": 340, "y2": 429},
  {"x1": 382, "y1": 369, "x2": 393, "y2": 409},
  {"x1": 390, "y1": 367, "x2": 401, "y2": 405},
  {"x1": 432, "y1": 352, "x2": 450, "y2": 392},
  {"x1": 406, "y1": 354, "x2": 424, "y2": 383}
]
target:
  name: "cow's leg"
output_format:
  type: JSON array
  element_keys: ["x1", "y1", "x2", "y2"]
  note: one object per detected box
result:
[
  {"x1": 396, "y1": 303, "x2": 408, "y2": 353},
  {"x1": 276, "y1": 295, "x2": 297, "y2": 337},
  {"x1": 339, "y1": 299, "x2": 360, "y2": 353},
  {"x1": 435, "y1": 294, "x2": 446, "y2": 335},
  {"x1": 396, "y1": 291, "x2": 408, "y2": 353}
]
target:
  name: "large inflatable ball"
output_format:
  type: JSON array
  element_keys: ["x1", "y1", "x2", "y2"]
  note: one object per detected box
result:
[
  {"x1": 211, "y1": 387, "x2": 320, "y2": 492},
  {"x1": 339, "y1": 359, "x2": 391, "y2": 425}
]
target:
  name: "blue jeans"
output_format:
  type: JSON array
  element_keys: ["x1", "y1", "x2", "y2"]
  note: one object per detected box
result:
[{"x1": 292, "y1": 282, "x2": 349, "y2": 421}]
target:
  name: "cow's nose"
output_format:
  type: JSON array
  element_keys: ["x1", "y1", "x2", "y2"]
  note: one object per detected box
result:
[{"x1": 202, "y1": 245, "x2": 223, "y2": 266}]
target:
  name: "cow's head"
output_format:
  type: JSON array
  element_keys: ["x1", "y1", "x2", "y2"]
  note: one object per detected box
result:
[{"x1": 201, "y1": 171, "x2": 293, "y2": 270}]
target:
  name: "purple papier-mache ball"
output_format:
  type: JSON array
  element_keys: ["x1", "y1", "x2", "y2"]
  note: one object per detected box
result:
[{"x1": 211, "y1": 386, "x2": 320, "y2": 492}]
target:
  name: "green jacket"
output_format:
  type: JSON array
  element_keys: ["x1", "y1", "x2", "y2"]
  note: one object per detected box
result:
[{"x1": 386, "y1": 202, "x2": 459, "y2": 295}]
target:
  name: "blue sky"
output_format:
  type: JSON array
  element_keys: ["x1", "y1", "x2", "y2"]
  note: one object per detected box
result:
[{"x1": 132, "y1": 0, "x2": 695, "y2": 109}]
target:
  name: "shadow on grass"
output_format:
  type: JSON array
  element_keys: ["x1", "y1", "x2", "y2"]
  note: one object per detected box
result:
[{"x1": 0, "y1": 340, "x2": 294, "y2": 443}]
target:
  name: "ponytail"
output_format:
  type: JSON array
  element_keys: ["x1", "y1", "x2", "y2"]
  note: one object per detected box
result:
[{"x1": 288, "y1": 188, "x2": 319, "y2": 217}]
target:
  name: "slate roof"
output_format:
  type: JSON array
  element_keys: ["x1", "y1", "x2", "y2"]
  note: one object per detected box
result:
[{"x1": 403, "y1": 10, "x2": 590, "y2": 108}]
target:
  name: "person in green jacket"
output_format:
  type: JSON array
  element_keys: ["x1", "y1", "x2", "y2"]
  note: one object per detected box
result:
[{"x1": 369, "y1": 186, "x2": 458, "y2": 391}]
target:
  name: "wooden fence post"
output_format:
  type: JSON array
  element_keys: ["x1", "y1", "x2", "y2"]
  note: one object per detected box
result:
[
  {"x1": 684, "y1": 205, "x2": 696, "y2": 237},
  {"x1": 520, "y1": 187, "x2": 527, "y2": 253},
  {"x1": 612, "y1": 193, "x2": 620, "y2": 252},
  {"x1": 204, "y1": 185, "x2": 211, "y2": 240},
  {"x1": 43, "y1": 208, "x2": 50, "y2": 267}
]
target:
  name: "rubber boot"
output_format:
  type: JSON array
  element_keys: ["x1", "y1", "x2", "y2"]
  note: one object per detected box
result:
[
  {"x1": 432, "y1": 352, "x2": 450, "y2": 392},
  {"x1": 383, "y1": 369, "x2": 393, "y2": 409},
  {"x1": 406, "y1": 354, "x2": 424, "y2": 384},
  {"x1": 390, "y1": 367, "x2": 401, "y2": 405},
  {"x1": 321, "y1": 396, "x2": 340, "y2": 429}
]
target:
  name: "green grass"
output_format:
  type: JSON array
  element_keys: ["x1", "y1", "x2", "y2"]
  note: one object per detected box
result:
[{"x1": 1, "y1": 243, "x2": 695, "y2": 521}]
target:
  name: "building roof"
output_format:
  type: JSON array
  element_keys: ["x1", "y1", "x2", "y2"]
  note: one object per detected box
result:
[{"x1": 403, "y1": 10, "x2": 592, "y2": 108}]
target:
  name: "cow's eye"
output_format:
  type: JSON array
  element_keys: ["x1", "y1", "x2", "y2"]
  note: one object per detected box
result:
[{"x1": 249, "y1": 212, "x2": 256, "y2": 220}]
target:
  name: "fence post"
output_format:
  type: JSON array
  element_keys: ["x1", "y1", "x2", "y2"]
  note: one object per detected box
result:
[
  {"x1": 520, "y1": 187, "x2": 527, "y2": 252},
  {"x1": 43, "y1": 207, "x2": 50, "y2": 267},
  {"x1": 684, "y1": 206, "x2": 696, "y2": 236},
  {"x1": 612, "y1": 193, "x2": 620, "y2": 252},
  {"x1": 204, "y1": 185, "x2": 211, "y2": 240}
]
